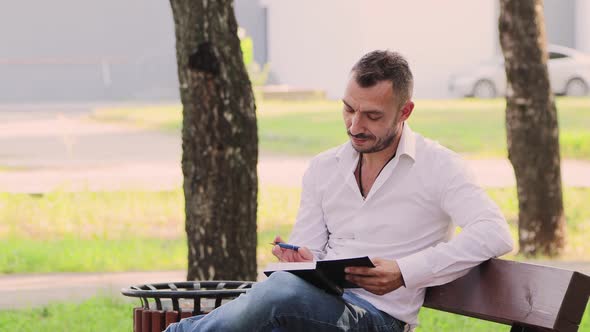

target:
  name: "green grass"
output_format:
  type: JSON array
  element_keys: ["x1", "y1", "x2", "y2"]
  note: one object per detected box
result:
[
  {"x1": 0, "y1": 190, "x2": 185, "y2": 241},
  {"x1": 3, "y1": 99, "x2": 589, "y2": 330},
  {"x1": 90, "y1": 97, "x2": 590, "y2": 159},
  {"x1": 0, "y1": 183, "x2": 589, "y2": 330},
  {"x1": 417, "y1": 305, "x2": 590, "y2": 331},
  {"x1": 0, "y1": 186, "x2": 302, "y2": 273},
  {"x1": 418, "y1": 308, "x2": 507, "y2": 331},
  {"x1": 0, "y1": 296, "x2": 588, "y2": 331},
  {"x1": 0, "y1": 238, "x2": 186, "y2": 273},
  {"x1": 87, "y1": 104, "x2": 182, "y2": 133},
  {"x1": 0, "y1": 296, "x2": 133, "y2": 332},
  {"x1": 1, "y1": 186, "x2": 590, "y2": 273}
]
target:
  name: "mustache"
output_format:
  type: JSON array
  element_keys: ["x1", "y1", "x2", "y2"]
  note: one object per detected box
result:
[{"x1": 347, "y1": 131, "x2": 374, "y2": 140}]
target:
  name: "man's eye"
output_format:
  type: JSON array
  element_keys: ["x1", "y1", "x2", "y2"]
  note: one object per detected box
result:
[
  {"x1": 368, "y1": 115, "x2": 382, "y2": 121},
  {"x1": 344, "y1": 107, "x2": 354, "y2": 113}
]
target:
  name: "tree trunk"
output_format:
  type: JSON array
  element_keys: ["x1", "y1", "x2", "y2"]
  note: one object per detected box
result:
[
  {"x1": 170, "y1": 0, "x2": 258, "y2": 280},
  {"x1": 499, "y1": 0, "x2": 565, "y2": 256}
]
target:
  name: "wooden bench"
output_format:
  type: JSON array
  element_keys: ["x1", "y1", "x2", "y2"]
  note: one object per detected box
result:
[
  {"x1": 424, "y1": 258, "x2": 590, "y2": 331},
  {"x1": 125, "y1": 260, "x2": 589, "y2": 331}
]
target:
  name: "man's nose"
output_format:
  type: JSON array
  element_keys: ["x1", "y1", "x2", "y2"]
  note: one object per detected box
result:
[{"x1": 349, "y1": 112, "x2": 364, "y2": 135}]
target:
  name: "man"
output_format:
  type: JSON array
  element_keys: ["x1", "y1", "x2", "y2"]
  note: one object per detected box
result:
[{"x1": 167, "y1": 50, "x2": 514, "y2": 331}]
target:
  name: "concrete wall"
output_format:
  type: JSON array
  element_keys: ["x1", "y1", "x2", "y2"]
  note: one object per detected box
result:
[
  {"x1": 1, "y1": 0, "x2": 585, "y2": 101},
  {"x1": 358, "y1": 0, "x2": 497, "y2": 99},
  {"x1": 0, "y1": 0, "x2": 268, "y2": 101},
  {"x1": 545, "y1": 0, "x2": 576, "y2": 48},
  {"x1": 0, "y1": 0, "x2": 178, "y2": 101},
  {"x1": 576, "y1": 0, "x2": 590, "y2": 52},
  {"x1": 264, "y1": 0, "x2": 363, "y2": 98},
  {"x1": 264, "y1": 0, "x2": 497, "y2": 99}
]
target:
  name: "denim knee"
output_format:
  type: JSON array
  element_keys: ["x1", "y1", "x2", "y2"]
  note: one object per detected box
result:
[
  {"x1": 258, "y1": 271, "x2": 328, "y2": 313},
  {"x1": 262, "y1": 272, "x2": 311, "y2": 301},
  {"x1": 265, "y1": 271, "x2": 306, "y2": 289}
]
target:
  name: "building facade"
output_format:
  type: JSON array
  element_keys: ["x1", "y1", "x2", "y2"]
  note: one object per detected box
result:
[{"x1": 0, "y1": 0, "x2": 586, "y2": 101}]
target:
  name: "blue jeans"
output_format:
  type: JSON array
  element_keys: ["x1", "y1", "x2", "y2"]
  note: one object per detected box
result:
[{"x1": 165, "y1": 271, "x2": 406, "y2": 332}]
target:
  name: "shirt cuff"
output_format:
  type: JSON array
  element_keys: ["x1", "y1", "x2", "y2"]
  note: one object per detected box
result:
[{"x1": 396, "y1": 250, "x2": 432, "y2": 289}]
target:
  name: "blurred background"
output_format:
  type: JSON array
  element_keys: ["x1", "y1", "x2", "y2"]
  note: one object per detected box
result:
[
  {"x1": 2, "y1": 0, "x2": 589, "y2": 102},
  {"x1": 0, "y1": 0, "x2": 589, "y2": 331}
]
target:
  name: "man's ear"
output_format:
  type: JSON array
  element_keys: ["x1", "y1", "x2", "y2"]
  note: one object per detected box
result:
[{"x1": 399, "y1": 101, "x2": 414, "y2": 121}]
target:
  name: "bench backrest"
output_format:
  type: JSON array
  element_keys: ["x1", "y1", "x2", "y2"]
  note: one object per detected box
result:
[{"x1": 423, "y1": 258, "x2": 590, "y2": 331}]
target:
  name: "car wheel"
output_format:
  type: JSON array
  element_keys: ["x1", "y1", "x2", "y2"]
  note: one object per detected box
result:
[
  {"x1": 565, "y1": 78, "x2": 589, "y2": 96},
  {"x1": 472, "y1": 80, "x2": 497, "y2": 98}
]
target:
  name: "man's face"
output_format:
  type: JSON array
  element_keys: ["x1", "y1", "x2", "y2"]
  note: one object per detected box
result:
[{"x1": 342, "y1": 76, "x2": 412, "y2": 154}]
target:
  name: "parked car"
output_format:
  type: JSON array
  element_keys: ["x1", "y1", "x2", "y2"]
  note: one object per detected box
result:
[{"x1": 449, "y1": 45, "x2": 590, "y2": 98}]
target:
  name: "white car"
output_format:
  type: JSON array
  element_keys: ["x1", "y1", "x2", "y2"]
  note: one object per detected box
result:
[{"x1": 449, "y1": 45, "x2": 590, "y2": 98}]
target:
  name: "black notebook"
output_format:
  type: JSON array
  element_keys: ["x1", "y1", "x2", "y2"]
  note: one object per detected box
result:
[{"x1": 263, "y1": 256, "x2": 375, "y2": 296}]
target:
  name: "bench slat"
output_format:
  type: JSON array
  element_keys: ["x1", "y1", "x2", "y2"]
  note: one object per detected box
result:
[
  {"x1": 424, "y1": 259, "x2": 590, "y2": 331},
  {"x1": 555, "y1": 272, "x2": 590, "y2": 331}
]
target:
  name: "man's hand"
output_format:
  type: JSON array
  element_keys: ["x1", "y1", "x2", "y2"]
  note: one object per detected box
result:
[
  {"x1": 344, "y1": 258, "x2": 405, "y2": 295},
  {"x1": 271, "y1": 235, "x2": 314, "y2": 262}
]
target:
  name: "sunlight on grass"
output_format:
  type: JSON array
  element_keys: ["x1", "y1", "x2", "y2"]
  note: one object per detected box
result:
[
  {"x1": 0, "y1": 296, "x2": 133, "y2": 332},
  {"x1": 417, "y1": 305, "x2": 590, "y2": 331},
  {"x1": 1, "y1": 186, "x2": 590, "y2": 273},
  {"x1": 0, "y1": 165, "x2": 32, "y2": 172},
  {"x1": 0, "y1": 190, "x2": 184, "y2": 240},
  {"x1": 90, "y1": 97, "x2": 590, "y2": 158},
  {"x1": 0, "y1": 238, "x2": 186, "y2": 273},
  {"x1": 89, "y1": 104, "x2": 182, "y2": 133},
  {"x1": 0, "y1": 295, "x2": 587, "y2": 331},
  {"x1": 1, "y1": 185, "x2": 589, "y2": 330}
]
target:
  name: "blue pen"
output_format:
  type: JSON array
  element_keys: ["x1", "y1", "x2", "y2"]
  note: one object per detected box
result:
[{"x1": 270, "y1": 242, "x2": 300, "y2": 251}]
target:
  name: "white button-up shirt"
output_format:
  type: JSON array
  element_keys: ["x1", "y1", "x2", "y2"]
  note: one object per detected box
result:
[{"x1": 288, "y1": 124, "x2": 514, "y2": 326}]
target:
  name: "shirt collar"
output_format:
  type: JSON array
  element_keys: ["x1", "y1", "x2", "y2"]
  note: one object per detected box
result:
[
  {"x1": 336, "y1": 122, "x2": 417, "y2": 169},
  {"x1": 397, "y1": 122, "x2": 417, "y2": 161}
]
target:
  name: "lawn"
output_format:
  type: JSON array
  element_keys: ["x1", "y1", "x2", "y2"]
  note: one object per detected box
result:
[
  {"x1": 3, "y1": 98, "x2": 588, "y2": 330},
  {"x1": 1, "y1": 186, "x2": 589, "y2": 329},
  {"x1": 0, "y1": 297, "x2": 132, "y2": 332},
  {"x1": 90, "y1": 97, "x2": 590, "y2": 159},
  {"x1": 2, "y1": 186, "x2": 590, "y2": 273},
  {"x1": 1, "y1": 296, "x2": 588, "y2": 331}
]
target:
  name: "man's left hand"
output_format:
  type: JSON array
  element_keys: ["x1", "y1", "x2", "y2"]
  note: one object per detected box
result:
[{"x1": 344, "y1": 258, "x2": 405, "y2": 295}]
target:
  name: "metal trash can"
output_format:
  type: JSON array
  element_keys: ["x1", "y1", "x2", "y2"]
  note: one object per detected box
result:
[{"x1": 121, "y1": 280, "x2": 255, "y2": 332}]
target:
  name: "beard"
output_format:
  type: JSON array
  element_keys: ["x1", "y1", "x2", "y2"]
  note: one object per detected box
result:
[{"x1": 348, "y1": 125, "x2": 400, "y2": 154}]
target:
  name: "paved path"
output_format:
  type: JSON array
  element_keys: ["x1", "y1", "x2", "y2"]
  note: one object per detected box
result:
[
  {"x1": 0, "y1": 271, "x2": 185, "y2": 310},
  {"x1": 0, "y1": 269, "x2": 273, "y2": 310},
  {"x1": 0, "y1": 109, "x2": 589, "y2": 192},
  {"x1": 2, "y1": 156, "x2": 590, "y2": 193},
  {"x1": 1, "y1": 104, "x2": 589, "y2": 310}
]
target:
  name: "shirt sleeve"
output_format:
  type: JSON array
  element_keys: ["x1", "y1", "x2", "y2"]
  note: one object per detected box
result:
[
  {"x1": 288, "y1": 157, "x2": 329, "y2": 260},
  {"x1": 396, "y1": 153, "x2": 514, "y2": 289}
]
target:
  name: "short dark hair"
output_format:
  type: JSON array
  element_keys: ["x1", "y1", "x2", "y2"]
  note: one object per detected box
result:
[{"x1": 351, "y1": 50, "x2": 414, "y2": 108}]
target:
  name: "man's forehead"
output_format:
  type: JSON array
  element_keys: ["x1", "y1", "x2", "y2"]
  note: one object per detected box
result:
[{"x1": 343, "y1": 78, "x2": 396, "y2": 110}]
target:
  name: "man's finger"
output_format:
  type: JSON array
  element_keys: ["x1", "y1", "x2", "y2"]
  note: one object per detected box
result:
[
  {"x1": 273, "y1": 245, "x2": 295, "y2": 261},
  {"x1": 346, "y1": 275, "x2": 396, "y2": 295},
  {"x1": 346, "y1": 275, "x2": 384, "y2": 287},
  {"x1": 271, "y1": 245, "x2": 284, "y2": 259},
  {"x1": 272, "y1": 243, "x2": 313, "y2": 262},
  {"x1": 273, "y1": 235, "x2": 284, "y2": 244},
  {"x1": 370, "y1": 257, "x2": 387, "y2": 266},
  {"x1": 345, "y1": 266, "x2": 379, "y2": 276},
  {"x1": 298, "y1": 247, "x2": 314, "y2": 261}
]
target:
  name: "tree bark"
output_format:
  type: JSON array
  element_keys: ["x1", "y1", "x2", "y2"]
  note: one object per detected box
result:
[
  {"x1": 170, "y1": 0, "x2": 258, "y2": 280},
  {"x1": 499, "y1": 0, "x2": 565, "y2": 256}
]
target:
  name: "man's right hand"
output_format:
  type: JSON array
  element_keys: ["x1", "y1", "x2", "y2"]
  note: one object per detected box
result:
[{"x1": 271, "y1": 235, "x2": 314, "y2": 262}]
